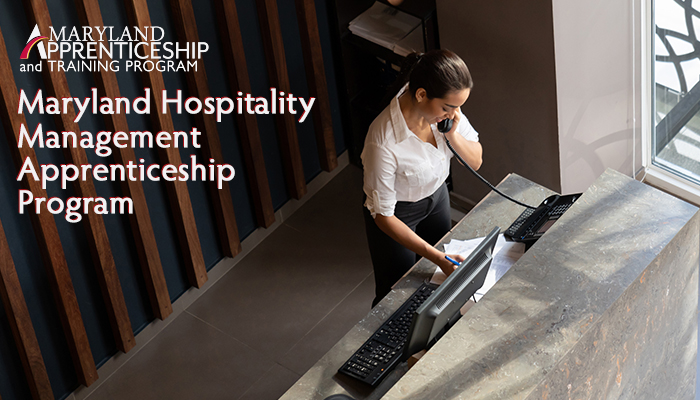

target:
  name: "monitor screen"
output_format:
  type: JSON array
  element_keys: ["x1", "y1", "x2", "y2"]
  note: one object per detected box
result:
[{"x1": 402, "y1": 226, "x2": 500, "y2": 360}]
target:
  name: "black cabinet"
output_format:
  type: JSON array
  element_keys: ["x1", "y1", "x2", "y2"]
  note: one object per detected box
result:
[{"x1": 324, "y1": 0, "x2": 439, "y2": 165}]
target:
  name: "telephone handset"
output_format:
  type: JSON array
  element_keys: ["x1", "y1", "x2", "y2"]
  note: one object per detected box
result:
[
  {"x1": 437, "y1": 118, "x2": 453, "y2": 134},
  {"x1": 503, "y1": 193, "x2": 581, "y2": 248}
]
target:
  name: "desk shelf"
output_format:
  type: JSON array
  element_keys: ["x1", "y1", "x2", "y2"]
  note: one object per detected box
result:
[{"x1": 342, "y1": 32, "x2": 405, "y2": 67}]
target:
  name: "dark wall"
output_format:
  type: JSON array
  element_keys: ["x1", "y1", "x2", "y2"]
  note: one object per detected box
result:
[
  {"x1": 0, "y1": 0, "x2": 345, "y2": 398},
  {"x1": 437, "y1": 0, "x2": 561, "y2": 202}
]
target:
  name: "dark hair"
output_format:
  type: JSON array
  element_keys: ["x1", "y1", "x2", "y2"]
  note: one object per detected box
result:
[{"x1": 395, "y1": 49, "x2": 473, "y2": 99}]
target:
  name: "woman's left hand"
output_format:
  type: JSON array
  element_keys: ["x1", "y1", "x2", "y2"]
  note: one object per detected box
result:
[
  {"x1": 441, "y1": 111, "x2": 482, "y2": 170},
  {"x1": 443, "y1": 111, "x2": 461, "y2": 139}
]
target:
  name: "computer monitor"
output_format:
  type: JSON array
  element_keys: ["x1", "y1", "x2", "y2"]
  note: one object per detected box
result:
[{"x1": 402, "y1": 226, "x2": 500, "y2": 360}]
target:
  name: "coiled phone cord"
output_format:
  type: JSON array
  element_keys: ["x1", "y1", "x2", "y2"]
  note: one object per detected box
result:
[{"x1": 443, "y1": 134, "x2": 537, "y2": 210}]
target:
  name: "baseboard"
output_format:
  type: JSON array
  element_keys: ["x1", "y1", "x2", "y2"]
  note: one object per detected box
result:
[{"x1": 449, "y1": 191, "x2": 477, "y2": 212}]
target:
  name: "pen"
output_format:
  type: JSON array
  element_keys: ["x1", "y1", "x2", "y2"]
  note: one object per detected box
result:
[{"x1": 445, "y1": 255, "x2": 460, "y2": 266}]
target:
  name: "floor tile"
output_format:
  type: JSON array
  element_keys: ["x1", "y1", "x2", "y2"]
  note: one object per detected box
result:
[
  {"x1": 85, "y1": 312, "x2": 274, "y2": 400},
  {"x1": 186, "y1": 223, "x2": 372, "y2": 361},
  {"x1": 278, "y1": 273, "x2": 376, "y2": 375},
  {"x1": 238, "y1": 364, "x2": 300, "y2": 400},
  {"x1": 284, "y1": 165, "x2": 365, "y2": 239},
  {"x1": 186, "y1": 165, "x2": 373, "y2": 362}
]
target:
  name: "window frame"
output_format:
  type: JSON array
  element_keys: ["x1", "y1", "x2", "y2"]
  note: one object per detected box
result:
[{"x1": 642, "y1": 0, "x2": 700, "y2": 206}]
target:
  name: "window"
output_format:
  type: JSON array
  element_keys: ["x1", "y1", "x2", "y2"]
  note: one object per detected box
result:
[{"x1": 647, "y1": 0, "x2": 700, "y2": 204}]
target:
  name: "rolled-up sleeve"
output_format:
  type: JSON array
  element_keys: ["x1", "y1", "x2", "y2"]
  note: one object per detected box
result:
[
  {"x1": 457, "y1": 110, "x2": 479, "y2": 142},
  {"x1": 361, "y1": 143, "x2": 397, "y2": 218}
]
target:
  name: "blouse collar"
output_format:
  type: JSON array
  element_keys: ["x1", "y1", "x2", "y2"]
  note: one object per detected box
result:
[{"x1": 389, "y1": 84, "x2": 411, "y2": 144}]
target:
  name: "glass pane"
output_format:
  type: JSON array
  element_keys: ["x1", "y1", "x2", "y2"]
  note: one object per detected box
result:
[{"x1": 654, "y1": 0, "x2": 700, "y2": 185}]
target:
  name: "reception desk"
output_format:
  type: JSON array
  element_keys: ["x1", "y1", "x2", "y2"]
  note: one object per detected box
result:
[{"x1": 281, "y1": 170, "x2": 699, "y2": 400}]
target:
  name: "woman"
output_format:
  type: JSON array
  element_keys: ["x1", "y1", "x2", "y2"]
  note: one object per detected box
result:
[{"x1": 362, "y1": 49, "x2": 483, "y2": 307}]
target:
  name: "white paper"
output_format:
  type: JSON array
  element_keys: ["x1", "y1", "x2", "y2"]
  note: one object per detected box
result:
[
  {"x1": 348, "y1": 2, "x2": 422, "y2": 54},
  {"x1": 431, "y1": 234, "x2": 525, "y2": 301},
  {"x1": 394, "y1": 25, "x2": 424, "y2": 57}
]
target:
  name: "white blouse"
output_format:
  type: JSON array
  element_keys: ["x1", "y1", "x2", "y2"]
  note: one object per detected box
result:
[{"x1": 361, "y1": 88, "x2": 479, "y2": 218}]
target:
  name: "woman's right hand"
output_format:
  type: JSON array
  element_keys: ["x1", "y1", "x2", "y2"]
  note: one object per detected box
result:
[
  {"x1": 435, "y1": 253, "x2": 465, "y2": 276},
  {"x1": 373, "y1": 215, "x2": 466, "y2": 277}
]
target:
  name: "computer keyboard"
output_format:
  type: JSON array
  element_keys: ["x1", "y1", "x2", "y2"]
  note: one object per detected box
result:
[{"x1": 338, "y1": 283, "x2": 436, "y2": 386}]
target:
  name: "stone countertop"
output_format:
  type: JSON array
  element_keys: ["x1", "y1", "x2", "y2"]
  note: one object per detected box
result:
[
  {"x1": 280, "y1": 173, "x2": 554, "y2": 400},
  {"x1": 383, "y1": 169, "x2": 698, "y2": 399}
]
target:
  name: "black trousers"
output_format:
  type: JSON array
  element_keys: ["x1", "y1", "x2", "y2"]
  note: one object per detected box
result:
[{"x1": 364, "y1": 183, "x2": 451, "y2": 307}]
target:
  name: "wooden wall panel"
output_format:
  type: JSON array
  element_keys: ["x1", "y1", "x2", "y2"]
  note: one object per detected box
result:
[
  {"x1": 295, "y1": 0, "x2": 337, "y2": 172},
  {"x1": 169, "y1": 0, "x2": 243, "y2": 257},
  {"x1": 21, "y1": 0, "x2": 135, "y2": 355},
  {"x1": 214, "y1": 0, "x2": 275, "y2": 229},
  {"x1": 0, "y1": 218, "x2": 53, "y2": 400},
  {"x1": 123, "y1": 0, "x2": 208, "y2": 288},
  {"x1": 73, "y1": 0, "x2": 173, "y2": 321},
  {"x1": 256, "y1": 0, "x2": 307, "y2": 200},
  {"x1": 0, "y1": 27, "x2": 98, "y2": 387}
]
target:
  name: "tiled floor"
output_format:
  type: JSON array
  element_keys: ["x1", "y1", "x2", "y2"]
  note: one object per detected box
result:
[{"x1": 84, "y1": 165, "x2": 376, "y2": 400}]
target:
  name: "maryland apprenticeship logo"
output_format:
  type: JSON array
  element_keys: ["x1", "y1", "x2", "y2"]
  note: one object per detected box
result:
[
  {"x1": 20, "y1": 25, "x2": 47, "y2": 60},
  {"x1": 17, "y1": 24, "x2": 207, "y2": 73}
]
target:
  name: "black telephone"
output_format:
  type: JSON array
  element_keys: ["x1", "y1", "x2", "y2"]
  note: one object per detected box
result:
[
  {"x1": 440, "y1": 117, "x2": 580, "y2": 248},
  {"x1": 503, "y1": 193, "x2": 581, "y2": 248}
]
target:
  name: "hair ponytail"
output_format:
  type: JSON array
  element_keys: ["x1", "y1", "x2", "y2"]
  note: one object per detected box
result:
[{"x1": 388, "y1": 49, "x2": 472, "y2": 102}]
